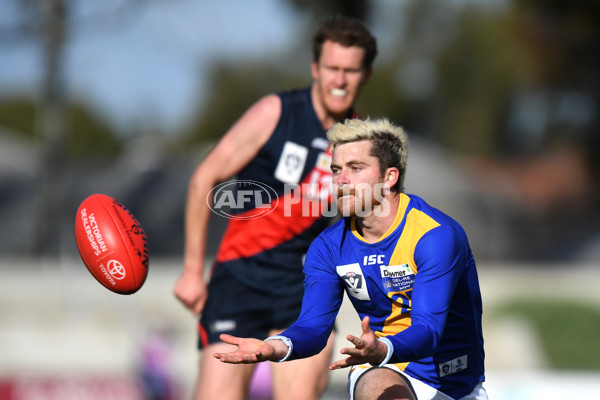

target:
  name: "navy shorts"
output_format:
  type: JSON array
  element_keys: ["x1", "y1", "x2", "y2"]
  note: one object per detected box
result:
[{"x1": 198, "y1": 265, "x2": 305, "y2": 349}]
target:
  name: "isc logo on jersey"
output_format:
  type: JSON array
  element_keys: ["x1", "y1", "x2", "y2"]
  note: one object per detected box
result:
[{"x1": 364, "y1": 254, "x2": 385, "y2": 265}]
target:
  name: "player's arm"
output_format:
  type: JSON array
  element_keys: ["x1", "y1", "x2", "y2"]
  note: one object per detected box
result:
[
  {"x1": 214, "y1": 334, "x2": 291, "y2": 364},
  {"x1": 215, "y1": 235, "x2": 344, "y2": 364},
  {"x1": 284, "y1": 237, "x2": 389, "y2": 369},
  {"x1": 384, "y1": 225, "x2": 469, "y2": 361},
  {"x1": 275, "y1": 235, "x2": 345, "y2": 358},
  {"x1": 173, "y1": 94, "x2": 282, "y2": 314}
]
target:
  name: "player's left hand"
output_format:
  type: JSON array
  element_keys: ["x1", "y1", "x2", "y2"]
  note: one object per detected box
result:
[
  {"x1": 329, "y1": 316, "x2": 388, "y2": 370},
  {"x1": 213, "y1": 334, "x2": 277, "y2": 364}
]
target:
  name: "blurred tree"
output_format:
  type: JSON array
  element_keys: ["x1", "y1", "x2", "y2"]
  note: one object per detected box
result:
[
  {"x1": 0, "y1": 100, "x2": 37, "y2": 139},
  {"x1": 0, "y1": 98, "x2": 122, "y2": 158},
  {"x1": 510, "y1": 0, "x2": 600, "y2": 187},
  {"x1": 66, "y1": 103, "x2": 122, "y2": 157},
  {"x1": 445, "y1": 0, "x2": 599, "y2": 157},
  {"x1": 37, "y1": 0, "x2": 68, "y2": 255},
  {"x1": 419, "y1": 0, "x2": 600, "y2": 259},
  {"x1": 432, "y1": 7, "x2": 520, "y2": 156},
  {"x1": 181, "y1": 61, "x2": 304, "y2": 146},
  {"x1": 0, "y1": 0, "x2": 152, "y2": 254}
]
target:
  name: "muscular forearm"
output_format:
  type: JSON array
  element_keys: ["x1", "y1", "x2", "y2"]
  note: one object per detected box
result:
[{"x1": 182, "y1": 165, "x2": 218, "y2": 275}]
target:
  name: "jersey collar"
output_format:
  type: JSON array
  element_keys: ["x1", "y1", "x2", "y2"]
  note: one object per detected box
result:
[{"x1": 350, "y1": 193, "x2": 410, "y2": 243}]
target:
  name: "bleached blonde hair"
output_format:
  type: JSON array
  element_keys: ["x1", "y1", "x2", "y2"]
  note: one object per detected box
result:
[{"x1": 327, "y1": 117, "x2": 409, "y2": 192}]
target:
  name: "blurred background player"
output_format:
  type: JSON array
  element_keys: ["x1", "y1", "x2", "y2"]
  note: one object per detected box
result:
[
  {"x1": 173, "y1": 16, "x2": 377, "y2": 400},
  {"x1": 214, "y1": 118, "x2": 487, "y2": 400}
]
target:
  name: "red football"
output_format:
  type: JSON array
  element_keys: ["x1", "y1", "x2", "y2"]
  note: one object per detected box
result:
[{"x1": 75, "y1": 194, "x2": 149, "y2": 294}]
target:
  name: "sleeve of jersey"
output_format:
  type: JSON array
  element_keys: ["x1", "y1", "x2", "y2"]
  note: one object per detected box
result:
[
  {"x1": 279, "y1": 235, "x2": 345, "y2": 360},
  {"x1": 386, "y1": 224, "x2": 469, "y2": 361}
]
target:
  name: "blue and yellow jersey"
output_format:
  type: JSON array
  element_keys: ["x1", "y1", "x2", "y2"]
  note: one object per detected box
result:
[{"x1": 281, "y1": 193, "x2": 485, "y2": 399}]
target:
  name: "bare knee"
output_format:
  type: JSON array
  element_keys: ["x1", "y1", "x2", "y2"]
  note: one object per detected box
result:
[
  {"x1": 354, "y1": 368, "x2": 416, "y2": 400},
  {"x1": 195, "y1": 344, "x2": 255, "y2": 400},
  {"x1": 271, "y1": 357, "x2": 329, "y2": 400},
  {"x1": 271, "y1": 331, "x2": 335, "y2": 400}
]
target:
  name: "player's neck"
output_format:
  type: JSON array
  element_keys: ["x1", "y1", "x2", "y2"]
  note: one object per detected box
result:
[
  {"x1": 354, "y1": 194, "x2": 400, "y2": 243},
  {"x1": 310, "y1": 84, "x2": 347, "y2": 130}
]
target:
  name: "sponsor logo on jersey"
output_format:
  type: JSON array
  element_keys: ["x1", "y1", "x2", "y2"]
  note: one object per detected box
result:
[
  {"x1": 380, "y1": 264, "x2": 415, "y2": 292},
  {"x1": 274, "y1": 141, "x2": 308, "y2": 184},
  {"x1": 336, "y1": 263, "x2": 371, "y2": 301},
  {"x1": 438, "y1": 355, "x2": 468, "y2": 377},
  {"x1": 380, "y1": 264, "x2": 413, "y2": 278},
  {"x1": 315, "y1": 152, "x2": 332, "y2": 172}
]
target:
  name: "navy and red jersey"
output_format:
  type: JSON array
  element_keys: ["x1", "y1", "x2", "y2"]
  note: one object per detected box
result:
[{"x1": 211, "y1": 87, "x2": 356, "y2": 294}]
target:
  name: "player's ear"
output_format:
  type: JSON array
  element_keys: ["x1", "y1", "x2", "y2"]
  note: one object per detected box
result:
[
  {"x1": 385, "y1": 167, "x2": 399, "y2": 190},
  {"x1": 360, "y1": 68, "x2": 373, "y2": 86},
  {"x1": 311, "y1": 61, "x2": 319, "y2": 81}
]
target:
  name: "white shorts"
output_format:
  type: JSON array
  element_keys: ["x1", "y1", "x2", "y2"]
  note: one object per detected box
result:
[{"x1": 347, "y1": 363, "x2": 488, "y2": 400}]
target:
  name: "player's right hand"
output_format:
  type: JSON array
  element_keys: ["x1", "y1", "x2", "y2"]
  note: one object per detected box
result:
[
  {"x1": 213, "y1": 334, "x2": 278, "y2": 364},
  {"x1": 173, "y1": 269, "x2": 207, "y2": 315}
]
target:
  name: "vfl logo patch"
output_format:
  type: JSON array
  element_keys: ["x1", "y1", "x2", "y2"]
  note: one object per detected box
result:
[
  {"x1": 336, "y1": 263, "x2": 370, "y2": 301},
  {"x1": 438, "y1": 355, "x2": 468, "y2": 377},
  {"x1": 274, "y1": 141, "x2": 308, "y2": 184}
]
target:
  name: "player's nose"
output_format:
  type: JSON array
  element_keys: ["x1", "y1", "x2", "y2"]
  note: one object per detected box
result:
[
  {"x1": 333, "y1": 169, "x2": 349, "y2": 185},
  {"x1": 331, "y1": 69, "x2": 347, "y2": 86}
]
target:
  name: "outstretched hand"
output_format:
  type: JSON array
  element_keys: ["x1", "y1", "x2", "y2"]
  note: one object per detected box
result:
[
  {"x1": 330, "y1": 316, "x2": 388, "y2": 370},
  {"x1": 213, "y1": 334, "x2": 278, "y2": 364}
]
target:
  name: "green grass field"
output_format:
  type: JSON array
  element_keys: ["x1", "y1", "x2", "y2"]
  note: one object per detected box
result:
[{"x1": 492, "y1": 298, "x2": 600, "y2": 370}]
